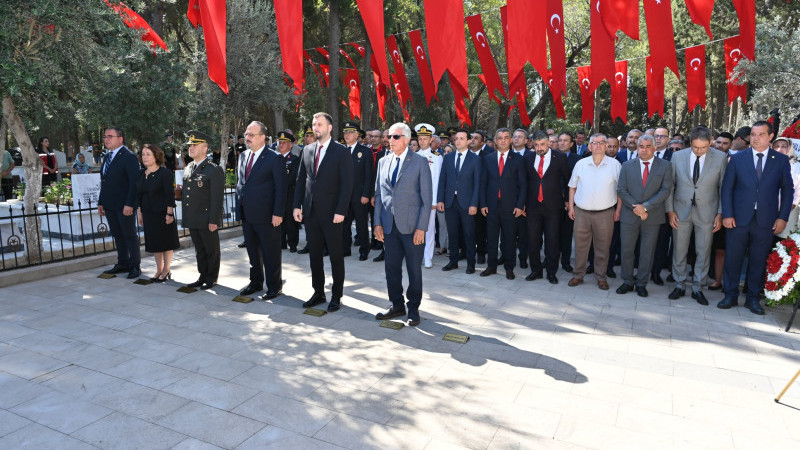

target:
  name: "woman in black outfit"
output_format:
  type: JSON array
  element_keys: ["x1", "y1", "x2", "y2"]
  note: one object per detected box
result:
[
  {"x1": 137, "y1": 144, "x2": 180, "y2": 281},
  {"x1": 36, "y1": 136, "x2": 58, "y2": 188}
]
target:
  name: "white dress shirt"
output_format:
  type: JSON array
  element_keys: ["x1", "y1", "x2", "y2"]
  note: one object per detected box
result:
[
  {"x1": 639, "y1": 156, "x2": 655, "y2": 178},
  {"x1": 752, "y1": 148, "x2": 768, "y2": 171},
  {"x1": 568, "y1": 156, "x2": 621, "y2": 210},
  {"x1": 387, "y1": 149, "x2": 407, "y2": 183},
  {"x1": 314, "y1": 138, "x2": 331, "y2": 166},
  {"x1": 689, "y1": 152, "x2": 706, "y2": 179},
  {"x1": 533, "y1": 150, "x2": 551, "y2": 175}
]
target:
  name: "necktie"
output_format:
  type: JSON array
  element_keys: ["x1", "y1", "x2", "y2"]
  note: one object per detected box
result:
[
  {"x1": 498, "y1": 153, "x2": 505, "y2": 198},
  {"x1": 245, "y1": 152, "x2": 255, "y2": 180},
  {"x1": 692, "y1": 156, "x2": 700, "y2": 184},
  {"x1": 642, "y1": 161, "x2": 650, "y2": 188},
  {"x1": 756, "y1": 153, "x2": 763, "y2": 181},
  {"x1": 656, "y1": 151, "x2": 661, "y2": 159},
  {"x1": 102, "y1": 152, "x2": 113, "y2": 175},
  {"x1": 314, "y1": 144, "x2": 323, "y2": 175},
  {"x1": 391, "y1": 157, "x2": 400, "y2": 187},
  {"x1": 537, "y1": 155, "x2": 545, "y2": 202},
  {"x1": 455, "y1": 152, "x2": 462, "y2": 176}
]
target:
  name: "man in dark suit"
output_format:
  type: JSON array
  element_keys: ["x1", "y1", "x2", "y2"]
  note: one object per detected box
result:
[
  {"x1": 341, "y1": 121, "x2": 373, "y2": 261},
  {"x1": 511, "y1": 129, "x2": 532, "y2": 268},
  {"x1": 719, "y1": 121, "x2": 794, "y2": 315},
  {"x1": 293, "y1": 112, "x2": 354, "y2": 312},
  {"x1": 237, "y1": 122, "x2": 288, "y2": 300},
  {"x1": 616, "y1": 129, "x2": 642, "y2": 164},
  {"x1": 525, "y1": 131, "x2": 570, "y2": 284},
  {"x1": 650, "y1": 127, "x2": 675, "y2": 285},
  {"x1": 438, "y1": 129, "x2": 481, "y2": 274},
  {"x1": 98, "y1": 127, "x2": 142, "y2": 279},
  {"x1": 366, "y1": 128, "x2": 389, "y2": 260},
  {"x1": 616, "y1": 134, "x2": 673, "y2": 297},
  {"x1": 479, "y1": 128, "x2": 526, "y2": 280},
  {"x1": 575, "y1": 131, "x2": 588, "y2": 156},
  {"x1": 373, "y1": 123, "x2": 433, "y2": 326},
  {"x1": 558, "y1": 132, "x2": 580, "y2": 273},
  {"x1": 276, "y1": 132, "x2": 301, "y2": 253},
  {"x1": 469, "y1": 130, "x2": 495, "y2": 264}
]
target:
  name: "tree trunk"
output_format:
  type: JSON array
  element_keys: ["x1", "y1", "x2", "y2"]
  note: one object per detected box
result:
[
  {"x1": 487, "y1": 103, "x2": 500, "y2": 136},
  {"x1": 219, "y1": 110, "x2": 230, "y2": 171},
  {"x1": 327, "y1": 0, "x2": 341, "y2": 138},
  {"x1": 670, "y1": 94, "x2": 677, "y2": 132},
  {"x1": 273, "y1": 109, "x2": 284, "y2": 134},
  {"x1": 592, "y1": 90, "x2": 600, "y2": 133},
  {"x1": 2, "y1": 95, "x2": 43, "y2": 263},
  {"x1": 468, "y1": 84, "x2": 486, "y2": 127}
]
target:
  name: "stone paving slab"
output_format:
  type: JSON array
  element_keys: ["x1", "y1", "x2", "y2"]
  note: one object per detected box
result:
[{"x1": 0, "y1": 234, "x2": 799, "y2": 449}]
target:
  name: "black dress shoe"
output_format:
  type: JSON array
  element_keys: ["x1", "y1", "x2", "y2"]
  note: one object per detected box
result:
[
  {"x1": 519, "y1": 260, "x2": 528, "y2": 269},
  {"x1": 303, "y1": 293, "x2": 326, "y2": 308},
  {"x1": 238, "y1": 242, "x2": 247, "y2": 248},
  {"x1": 606, "y1": 268, "x2": 616, "y2": 278},
  {"x1": 376, "y1": 307, "x2": 406, "y2": 320},
  {"x1": 343, "y1": 250, "x2": 352, "y2": 257},
  {"x1": 103, "y1": 264, "x2": 129, "y2": 275},
  {"x1": 547, "y1": 275, "x2": 558, "y2": 284},
  {"x1": 359, "y1": 255, "x2": 368, "y2": 261},
  {"x1": 289, "y1": 247, "x2": 297, "y2": 253},
  {"x1": 407, "y1": 318, "x2": 421, "y2": 326},
  {"x1": 666, "y1": 273, "x2": 675, "y2": 282},
  {"x1": 466, "y1": 265, "x2": 475, "y2": 274},
  {"x1": 477, "y1": 254, "x2": 486, "y2": 265},
  {"x1": 442, "y1": 262, "x2": 458, "y2": 271},
  {"x1": 373, "y1": 251, "x2": 385, "y2": 262},
  {"x1": 186, "y1": 280, "x2": 204, "y2": 288},
  {"x1": 708, "y1": 283, "x2": 722, "y2": 291},
  {"x1": 327, "y1": 297, "x2": 341, "y2": 312},
  {"x1": 586, "y1": 265, "x2": 594, "y2": 274},
  {"x1": 616, "y1": 284, "x2": 634, "y2": 294},
  {"x1": 127, "y1": 267, "x2": 142, "y2": 279},
  {"x1": 562, "y1": 263, "x2": 573, "y2": 273},
  {"x1": 297, "y1": 247, "x2": 310, "y2": 254},
  {"x1": 323, "y1": 249, "x2": 329, "y2": 257},
  {"x1": 745, "y1": 300, "x2": 765, "y2": 315},
  {"x1": 240, "y1": 284, "x2": 261, "y2": 296},
  {"x1": 692, "y1": 291, "x2": 709, "y2": 305},
  {"x1": 668, "y1": 287, "x2": 685, "y2": 300},
  {"x1": 480, "y1": 267, "x2": 497, "y2": 277},
  {"x1": 262, "y1": 290, "x2": 283, "y2": 300},
  {"x1": 636, "y1": 285, "x2": 649, "y2": 297},
  {"x1": 651, "y1": 273, "x2": 664, "y2": 286},
  {"x1": 717, "y1": 296, "x2": 738, "y2": 309},
  {"x1": 200, "y1": 282, "x2": 216, "y2": 290},
  {"x1": 526, "y1": 271, "x2": 543, "y2": 281},
  {"x1": 506, "y1": 269, "x2": 515, "y2": 280}
]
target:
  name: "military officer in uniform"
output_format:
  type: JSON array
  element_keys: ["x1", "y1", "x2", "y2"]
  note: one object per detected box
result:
[
  {"x1": 181, "y1": 131, "x2": 225, "y2": 290},
  {"x1": 341, "y1": 121, "x2": 373, "y2": 260},
  {"x1": 277, "y1": 131, "x2": 301, "y2": 252},
  {"x1": 415, "y1": 123, "x2": 443, "y2": 268}
]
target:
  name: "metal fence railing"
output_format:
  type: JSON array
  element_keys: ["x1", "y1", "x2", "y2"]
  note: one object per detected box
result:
[{"x1": 0, "y1": 190, "x2": 241, "y2": 271}]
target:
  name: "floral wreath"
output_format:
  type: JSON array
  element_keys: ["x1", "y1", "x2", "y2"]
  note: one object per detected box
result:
[{"x1": 765, "y1": 233, "x2": 800, "y2": 306}]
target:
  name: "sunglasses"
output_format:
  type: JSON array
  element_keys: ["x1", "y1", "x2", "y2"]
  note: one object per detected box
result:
[{"x1": 388, "y1": 134, "x2": 404, "y2": 140}]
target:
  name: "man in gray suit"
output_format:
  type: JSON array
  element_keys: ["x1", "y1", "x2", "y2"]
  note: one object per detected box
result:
[
  {"x1": 616, "y1": 135, "x2": 674, "y2": 297},
  {"x1": 373, "y1": 122, "x2": 433, "y2": 326},
  {"x1": 665, "y1": 127, "x2": 726, "y2": 305}
]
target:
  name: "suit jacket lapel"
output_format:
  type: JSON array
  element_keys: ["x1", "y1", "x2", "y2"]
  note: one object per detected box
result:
[{"x1": 396, "y1": 151, "x2": 413, "y2": 184}]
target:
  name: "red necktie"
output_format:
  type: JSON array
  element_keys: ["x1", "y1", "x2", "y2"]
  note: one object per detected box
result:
[
  {"x1": 314, "y1": 144, "x2": 322, "y2": 174},
  {"x1": 498, "y1": 153, "x2": 505, "y2": 198},
  {"x1": 642, "y1": 161, "x2": 650, "y2": 187},
  {"x1": 537, "y1": 155, "x2": 545, "y2": 202},
  {"x1": 245, "y1": 153, "x2": 255, "y2": 180}
]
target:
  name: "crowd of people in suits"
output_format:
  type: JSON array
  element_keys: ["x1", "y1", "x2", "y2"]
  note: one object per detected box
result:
[{"x1": 97, "y1": 116, "x2": 797, "y2": 326}]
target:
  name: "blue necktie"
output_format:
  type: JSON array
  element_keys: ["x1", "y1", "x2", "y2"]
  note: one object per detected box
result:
[
  {"x1": 756, "y1": 153, "x2": 763, "y2": 181},
  {"x1": 102, "y1": 152, "x2": 113, "y2": 175},
  {"x1": 391, "y1": 157, "x2": 400, "y2": 187},
  {"x1": 456, "y1": 152, "x2": 462, "y2": 176}
]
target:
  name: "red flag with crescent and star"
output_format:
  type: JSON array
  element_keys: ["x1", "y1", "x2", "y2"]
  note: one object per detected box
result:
[
  {"x1": 386, "y1": 35, "x2": 412, "y2": 109},
  {"x1": 684, "y1": 0, "x2": 715, "y2": 39},
  {"x1": 598, "y1": 0, "x2": 640, "y2": 40},
  {"x1": 506, "y1": 0, "x2": 548, "y2": 91},
  {"x1": 424, "y1": 0, "x2": 469, "y2": 97},
  {"x1": 355, "y1": 0, "x2": 390, "y2": 86},
  {"x1": 303, "y1": 50, "x2": 323, "y2": 89},
  {"x1": 685, "y1": 44, "x2": 706, "y2": 110},
  {"x1": 546, "y1": 0, "x2": 567, "y2": 100},
  {"x1": 339, "y1": 48, "x2": 357, "y2": 69},
  {"x1": 105, "y1": 1, "x2": 168, "y2": 52},
  {"x1": 466, "y1": 14, "x2": 506, "y2": 105},
  {"x1": 315, "y1": 47, "x2": 330, "y2": 60},
  {"x1": 724, "y1": 35, "x2": 747, "y2": 105},
  {"x1": 501, "y1": 5, "x2": 531, "y2": 127},
  {"x1": 408, "y1": 30, "x2": 437, "y2": 105},
  {"x1": 273, "y1": 0, "x2": 302, "y2": 95},
  {"x1": 343, "y1": 68, "x2": 361, "y2": 119},
  {"x1": 646, "y1": 55, "x2": 666, "y2": 118},
  {"x1": 610, "y1": 61, "x2": 628, "y2": 124},
  {"x1": 187, "y1": 0, "x2": 228, "y2": 94},
  {"x1": 577, "y1": 66, "x2": 594, "y2": 125},
  {"x1": 591, "y1": 0, "x2": 617, "y2": 90},
  {"x1": 374, "y1": 73, "x2": 388, "y2": 122},
  {"x1": 319, "y1": 64, "x2": 330, "y2": 88},
  {"x1": 643, "y1": 0, "x2": 680, "y2": 79},
  {"x1": 731, "y1": 0, "x2": 756, "y2": 61},
  {"x1": 546, "y1": 70, "x2": 566, "y2": 119},
  {"x1": 391, "y1": 73, "x2": 412, "y2": 122}
]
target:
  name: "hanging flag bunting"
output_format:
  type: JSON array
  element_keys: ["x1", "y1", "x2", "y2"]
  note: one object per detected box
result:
[
  {"x1": 610, "y1": 60, "x2": 628, "y2": 124},
  {"x1": 576, "y1": 66, "x2": 594, "y2": 125},
  {"x1": 598, "y1": 0, "x2": 640, "y2": 40},
  {"x1": 339, "y1": 48, "x2": 357, "y2": 69},
  {"x1": 546, "y1": 70, "x2": 566, "y2": 119},
  {"x1": 724, "y1": 35, "x2": 747, "y2": 105},
  {"x1": 424, "y1": 0, "x2": 469, "y2": 99},
  {"x1": 590, "y1": 0, "x2": 617, "y2": 90},
  {"x1": 374, "y1": 73, "x2": 388, "y2": 122},
  {"x1": 355, "y1": 0, "x2": 390, "y2": 86},
  {"x1": 731, "y1": 0, "x2": 756, "y2": 61},
  {"x1": 684, "y1": 44, "x2": 707, "y2": 110},
  {"x1": 643, "y1": 0, "x2": 680, "y2": 79},
  {"x1": 187, "y1": 0, "x2": 228, "y2": 94},
  {"x1": 315, "y1": 47, "x2": 330, "y2": 60},
  {"x1": 105, "y1": 1, "x2": 168, "y2": 51},
  {"x1": 684, "y1": 0, "x2": 715, "y2": 39},
  {"x1": 451, "y1": 80, "x2": 472, "y2": 126},
  {"x1": 501, "y1": 5, "x2": 531, "y2": 127},
  {"x1": 408, "y1": 30, "x2": 437, "y2": 105},
  {"x1": 348, "y1": 42, "x2": 366, "y2": 57},
  {"x1": 303, "y1": 50, "x2": 323, "y2": 88},
  {"x1": 466, "y1": 14, "x2": 506, "y2": 104},
  {"x1": 274, "y1": 0, "x2": 303, "y2": 95},
  {"x1": 546, "y1": 0, "x2": 567, "y2": 99},
  {"x1": 506, "y1": 0, "x2": 548, "y2": 92},
  {"x1": 646, "y1": 55, "x2": 666, "y2": 118},
  {"x1": 343, "y1": 68, "x2": 361, "y2": 119},
  {"x1": 386, "y1": 36, "x2": 412, "y2": 109},
  {"x1": 319, "y1": 63, "x2": 330, "y2": 88},
  {"x1": 391, "y1": 73, "x2": 412, "y2": 122}
]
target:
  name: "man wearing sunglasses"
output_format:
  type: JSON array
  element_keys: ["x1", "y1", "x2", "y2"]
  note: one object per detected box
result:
[{"x1": 373, "y1": 123, "x2": 433, "y2": 326}]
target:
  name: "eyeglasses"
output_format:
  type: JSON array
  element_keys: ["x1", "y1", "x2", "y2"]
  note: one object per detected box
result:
[
  {"x1": 654, "y1": 134, "x2": 669, "y2": 139},
  {"x1": 244, "y1": 133, "x2": 264, "y2": 138},
  {"x1": 388, "y1": 135, "x2": 404, "y2": 140},
  {"x1": 590, "y1": 141, "x2": 607, "y2": 145},
  {"x1": 103, "y1": 135, "x2": 120, "y2": 139}
]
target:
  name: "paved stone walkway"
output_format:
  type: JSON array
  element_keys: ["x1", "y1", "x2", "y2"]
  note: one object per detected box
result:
[{"x1": 1, "y1": 236, "x2": 799, "y2": 449}]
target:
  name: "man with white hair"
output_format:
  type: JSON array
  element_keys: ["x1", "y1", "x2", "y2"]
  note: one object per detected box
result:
[
  {"x1": 373, "y1": 123, "x2": 433, "y2": 326},
  {"x1": 414, "y1": 123, "x2": 443, "y2": 268}
]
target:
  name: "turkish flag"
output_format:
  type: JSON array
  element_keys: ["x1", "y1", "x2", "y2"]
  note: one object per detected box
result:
[
  {"x1": 303, "y1": 50, "x2": 323, "y2": 88},
  {"x1": 685, "y1": 45, "x2": 706, "y2": 110},
  {"x1": 507, "y1": 0, "x2": 548, "y2": 92},
  {"x1": 105, "y1": 1, "x2": 168, "y2": 52},
  {"x1": 315, "y1": 47, "x2": 330, "y2": 60},
  {"x1": 724, "y1": 36, "x2": 747, "y2": 105},
  {"x1": 731, "y1": 0, "x2": 756, "y2": 61},
  {"x1": 187, "y1": 0, "x2": 228, "y2": 94},
  {"x1": 546, "y1": 0, "x2": 567, "y2": 99},
  {"x1": 339, "y1": 48, "x2": 357, "y2": 69},
  {"x1": 274, "y1": 0, "x2": 303, "y2": 95},
  {"x1": 319, "y1": 64, "x2": 330, "y2": 88},
  {"x1": 577, "y1": 66, "x2": 594, "y2": 125},
  {"x1": 646, "y1": 56, "x2": 665, "y2": 118},
  {"x1": 546, "y1": 70, "x2": 566, "y2": 119},
  {"x1": 343, "y1": 68, "x2": 361, "y2": 119},
  {"x1": 466, "y1": 14, "x2": 506, "y2": 104},
  {"x1": 348, "y1": 42, "x2": 366, "y2": 57},
  {"x1": 501, "y1": 6, "x2": 531, "y2": 127},
  {"x1": 386, "y1": 36, "x2": 412, "y2": 108},
  {"x1": 684, "y1": 0, "x2": 715, "y2": 39},
  {"x1": 610, "y1": 61, "x2": 628, "y2": 124},
  {"x1": 355, "y1": 0, "x2": 390, "y2": 86},
  {"x1": 643, "y1": 0, "x2": 680, "y2": 79},
  {"x1": 391, "y1": 74, "x2": 411, "y2": 122},
  {"x1": 451, "y1": 75, "x2": 472, "y2": 126},
  {"x1": 408, "y1": 30, "x2": 437, "y2": 105},
  {"x1": 599, "y1": 0, "x2": 639, "y2": 40},
  {"x1": 591, "y1": 0, "x2": 617, "y2": 90},
  {"x1": 374, "y1": 73, "x2": 388, "y2": 122},
  {"x1": 424, "y1": 0, "x2": 469, "y2": 98}
]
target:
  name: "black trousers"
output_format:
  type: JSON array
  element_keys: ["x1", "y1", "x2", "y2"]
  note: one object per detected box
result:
[
  {"x1": 559, "y1": 210, "x2": 574, "y2": 267},
  {"x1": 445, "y1": 197, "x2": 476, "y2": 266},
  {"x1": 527, "y1": 209, "x2": 561, "y2": 276},
  {"x1": 105, "y1": 208, "x2": 140, "y2": 270},
  {"x1": 243, "y1": 220, "x2": 282, "y2": 292},
  {"x1": 306, "y1": 211, "x2": 345, "y2": 298},
  {"x1": 486, "y1": 201, "x2": 517, "y2": 270},
  {"x1": 343, "y1": 200, "x2": 370, "y2": 257},
  {"x1": 652, "y1": 222, "x2": 673, "y2": 275},
  {"x1": 515, "y1": 215, "x2": 528, "y2": 265},
  {"x1": 281, "y1": 198, "x2": 299, "y2": 250},
  {"x1": 189, "y1": 227, "x2": 220, "y2": 283},
  {"x1": 475, "y1": 211, "x2": 488, "y2": 257}
]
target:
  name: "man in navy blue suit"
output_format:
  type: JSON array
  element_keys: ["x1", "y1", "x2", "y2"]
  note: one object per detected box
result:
[
  {"x1": 719, "y1": 121, "x2": 794, "y2": 315},
  {"x1": 98, "y1": 127, "x2": 142, "y2": 279},
  {"x1": 237, "y1": 121, "x2": 288, "y2": 300},
  {"x1": 438, "y1": 129, "x2": 481, "y2": 274},
  {"x1": 616, "y1": 129, "x2": 642, "y2": 164}
]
